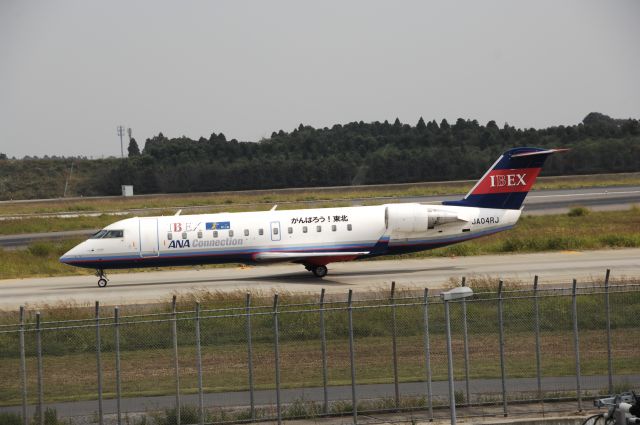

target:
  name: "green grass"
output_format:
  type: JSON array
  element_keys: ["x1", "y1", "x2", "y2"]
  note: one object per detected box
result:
[
  {"x1": 1, "y1": 208, "x2": 638, "y2": 280},
  {"x1": 1, "y1": 324, "x2": 637, "y2": 406},
  {"x1": 1, "y1": 172, "x2": 639, "y2": 217},
  {"x1": 0, "y1": 286, "x2": 638, "y2": 407}
]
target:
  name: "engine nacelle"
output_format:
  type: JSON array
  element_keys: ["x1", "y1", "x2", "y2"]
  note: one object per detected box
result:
[
  {"x1": 385, "y1": 204, "x2": 430, "y2": 233},
  {"x1": 385, "y1": 204, "x2": 463, "y2": 234}
]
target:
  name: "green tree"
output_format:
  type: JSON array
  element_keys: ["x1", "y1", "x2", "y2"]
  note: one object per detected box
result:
[
  {"x1": 0, "y1": 153, "x2": 7, "y2": 160},
  {"x1": 416, "y1": 117, "x2": 426, "y2": 130},
  {"x1": 128, "y1": 138, "x2": 140, "y2": 157}
]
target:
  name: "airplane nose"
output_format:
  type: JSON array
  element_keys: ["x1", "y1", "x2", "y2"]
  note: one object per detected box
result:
[{"x1": 59, "y1": 244, "x2": 81, "y2": 264}]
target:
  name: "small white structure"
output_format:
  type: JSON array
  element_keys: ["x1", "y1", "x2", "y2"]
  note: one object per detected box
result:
[{"x1": 121, "y1": 185, "x2": 134, "y2": 197}]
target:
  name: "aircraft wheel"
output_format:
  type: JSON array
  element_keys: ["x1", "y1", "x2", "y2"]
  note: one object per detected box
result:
[
  {"x1": 312, "y1": 265, "x2": 328, "y2": 278},
  {"x1": 98, "y1": 278, "x2": 108, "y2": 288}
]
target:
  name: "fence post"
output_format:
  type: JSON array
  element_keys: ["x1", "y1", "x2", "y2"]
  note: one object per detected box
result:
[
  {"x1": 443, "y1": 294, "x2": 456, "y2": 425},
  {"x1": 320, "y1": 288, "x2": 329, "y2": 415},
  {"x1": 348, "y1": 289, "x2": 357, "y2": 425},
  {"x1": 572, "y1": 279, "x2": 583, "y2": 412},
  {"x1": 114, "y1": 306, "x2": 122, "y2": 425},
  {"x1": 95, "y1": 302, "x2": 104, "y2": 425},
  {"x1": 19, "y1": 306, "x2": 28, "y2": 425},
  {"x1": 604, "y1": 269, "x2": 613, "y2": 394},
  {"x1": 461, "y1": 277, "x2": 470, "y2": 406},
  {"x1": 533, "y1": 276, "x2": 542, "y2": 402},
  {"x1": 390, "y1": 281, "x2": 400, "y2": 409},
  {"x1": 273, "y1": 293, "x2": 282, "y2": 425},
  {"x1": 245, "y1": 293, "x2": 255, "y2": 420},
  {"x1": 171, "y1": 296, "x2": 181, "y2": 425},
  {"x1": 497, "y1": 281, "x2": 508, "y2": 417},
  {"x1": 36, "y1": 311, "x2": 43, "y2": 425},
  {"x1": 423, "y1": 289, "x2": 434, "y2": 421},
  {"x1": 195, "y1": 302, "x2": 204, "y2": 425}
]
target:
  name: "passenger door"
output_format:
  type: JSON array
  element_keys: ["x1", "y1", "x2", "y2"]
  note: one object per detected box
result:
[{"x1": 139, "y1": 218, "x2": 160, "y2": 257}]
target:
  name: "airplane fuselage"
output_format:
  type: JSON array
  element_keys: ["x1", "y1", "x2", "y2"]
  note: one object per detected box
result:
[{"x1": 60, "y1": 203, "x2": 520, "y2": 270}]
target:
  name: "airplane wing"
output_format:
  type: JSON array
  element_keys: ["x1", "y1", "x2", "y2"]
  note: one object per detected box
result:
[{"x1": 253, "y1": 251, "x2": 370, "y2": 263}]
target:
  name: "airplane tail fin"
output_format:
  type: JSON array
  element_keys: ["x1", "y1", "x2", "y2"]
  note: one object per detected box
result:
[{"x1": 442, "y1": 147, "x2": 568, "y2": 210}]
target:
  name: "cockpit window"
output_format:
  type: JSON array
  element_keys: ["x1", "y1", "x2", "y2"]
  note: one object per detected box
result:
[
  {"x1": 91, "y1": 230, "x2": 124, "y2": 239},
  {"x1": 91, "y1": 230, "x2": 108, "y2": 239},
  {"x1": 106, "y1": 230, "x2": 124, "y2": 238}
]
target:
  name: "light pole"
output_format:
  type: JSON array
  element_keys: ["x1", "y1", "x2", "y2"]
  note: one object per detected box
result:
[
  {"x1": 441, "y1": 286, "x2": 474, "y2": 425},
  {"x1": 117, "y1": 125, "x2": 125, "y2": 159}
]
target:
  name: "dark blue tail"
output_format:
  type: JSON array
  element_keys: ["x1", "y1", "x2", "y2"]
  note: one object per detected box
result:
[{"x1": 442, "y1": 147, "x2": 567, "y2": 210}]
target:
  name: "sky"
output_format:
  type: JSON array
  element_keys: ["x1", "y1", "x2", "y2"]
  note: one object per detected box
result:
[{"x1": 1, "y1": 0, "x2": 639, "y2": 158}]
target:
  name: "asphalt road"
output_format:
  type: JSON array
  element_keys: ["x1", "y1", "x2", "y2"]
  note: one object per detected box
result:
[
  {"x1": 1, "y1": 248, "x2": 638, "y2": 309},
  {"x1": 1, "y1": 186, "x2": 638, "y2": 249},
  {"x1": 1, "y1": 374, "x2": 638, "y2": 417}
]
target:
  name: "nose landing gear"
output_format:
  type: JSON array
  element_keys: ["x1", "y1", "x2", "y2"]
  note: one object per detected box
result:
[{"x1": 95, "y1": 269, "x2": 109, "y2": 287}]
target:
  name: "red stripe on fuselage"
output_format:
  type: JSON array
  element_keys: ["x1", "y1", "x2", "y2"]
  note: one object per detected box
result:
[{"x1": 471, "y1": 168, "x2": 541, "y2": 195}]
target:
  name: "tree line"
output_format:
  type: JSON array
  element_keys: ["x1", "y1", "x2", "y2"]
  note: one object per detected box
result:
[{"x1": 0, "y1": 112, "x2": 638, "y2": 200}]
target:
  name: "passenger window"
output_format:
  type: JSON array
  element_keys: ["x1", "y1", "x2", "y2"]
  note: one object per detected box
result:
[
  {"x1": 259, "y1": 228, "x2": 264, "y2": 236},
  {"x1": 303, "y1": 226, "x2": 308, "y2": 233},
  {"x1": 213, "y1": 231, "x2": 218, "y2": 238},
  {"x1": 182, "y1": 232, "x2": 187, "y2": 240},
  {"x1": 197, "y1": 231, "x2": 203, "y2": 239},
  {"x1": 316, "y1": 225, "x2": 322, "y2": 232},
  {"x1": 331, "y1": 225, "x2": 336, "y2": 232},
  {"x1": 244, "y1": 229, "x2": 249, "y2": 236},
  {"x1": 288, "y1": 227, "x2": 293, "y2": 234},
  {"x1": 229, "y1": 230, "x2": 234, "y2": 237},
  {"x1": 273, "y1": 228, "x2": 279, "y2": 235},
  {"x1": 347, "y1": 224, "x2": 353, "y2": 231}
]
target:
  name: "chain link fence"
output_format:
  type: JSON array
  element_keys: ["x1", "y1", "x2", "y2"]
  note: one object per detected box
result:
[{"x1": 1, "y1": 271, "x2": 639, "y2": 425}]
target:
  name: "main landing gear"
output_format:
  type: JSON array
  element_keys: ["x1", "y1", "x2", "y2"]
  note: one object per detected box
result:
[
  {"x1": 95, "y1": 269, "x2": 109, "y2": 288},
  {"x1": 305, "y1": 264, "x2": 328, "y2": 278}
]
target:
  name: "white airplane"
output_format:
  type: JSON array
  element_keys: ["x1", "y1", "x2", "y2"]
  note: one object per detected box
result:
[{"x1": 60, "y1": 147, "x2": 566, "y2": 287}]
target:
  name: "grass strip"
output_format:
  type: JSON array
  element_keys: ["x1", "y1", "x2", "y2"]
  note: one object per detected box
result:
[
  {"x1": 0, "y1": 208, "x2": 638, "y2": 280},
  {"x1": 1, "y1": 172, "x2": 639, "y2": 217}
]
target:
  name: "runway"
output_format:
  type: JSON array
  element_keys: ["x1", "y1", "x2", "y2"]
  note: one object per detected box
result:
[{"x1": 1, "y1": 248, "x2": 638, "y2": 309}]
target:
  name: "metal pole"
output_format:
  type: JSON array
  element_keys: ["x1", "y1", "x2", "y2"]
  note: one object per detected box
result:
[
  {"x1": 572, "y1": 279, "x2": 583, "y2": 412},
  {"x1": 533, "y1": 276, "x2": 543, "y2": 402},
  {"x1": 390, "y1": 281, "x2": 400, "y2": 409},
  {"x1": 604, "y1": 269, "x2": 613, "y2": 394},
  {"x1": 19, "y1": 306, "x2": 28, "y2": 425},
  {"x1": 444, "y1": 300, "x2": 456, "y2": 425},
  {"x1": 171, "y1": 296, "x2": 181, "y2": 425},
  {"x1": 36, "y1": 312, "x2": 43, "y2": 425},
  {"x1": 497, "y1": 280, "x2": 508, "y2": 417},
  {"x1": 348, "y1": 289, "x2": 357, "y2": 425},
  {"x1": 246, "y1": 293, "x2": 255, "y2": 420},
  {"x1": 320, "y1": 288, "x2": 329, "y2": 415},
  {"x1": 95, "y1": 302, "x2": 104, "y2": 425},
  {"x1": 461, "y1": 277, "x2": 470, "y2": 406},
  {"x1": 273, "y1": 294, "x2": 282, "y2": 425},
  {"x1": 423, "y1": 289, "x2": 434, "y2": 421},
  {"x1": 114, "y1": 307, "x2": 122, "y2": 425},
  {"x1": 195, "y1": 302, "x2": 204, "y2": 425}
]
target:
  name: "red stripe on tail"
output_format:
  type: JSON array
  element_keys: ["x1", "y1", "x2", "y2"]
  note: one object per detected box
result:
[{"x1": 471, "y1": 168, "x2": 541, "y2": 195}]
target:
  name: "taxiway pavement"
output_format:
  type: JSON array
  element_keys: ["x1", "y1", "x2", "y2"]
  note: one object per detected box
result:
[{"x1": 1, "y1": 248, "x2": 638, "y2": 309}]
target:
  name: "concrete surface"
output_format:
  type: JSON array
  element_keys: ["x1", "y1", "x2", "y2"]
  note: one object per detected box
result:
[{"x1": 0, "y1": 248, "x2": 638, "y2": 309}]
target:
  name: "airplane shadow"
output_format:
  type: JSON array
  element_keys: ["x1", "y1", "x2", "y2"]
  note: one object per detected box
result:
[{"x1": 52, "y1": 266, "x2": 459, "y2": 291}]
